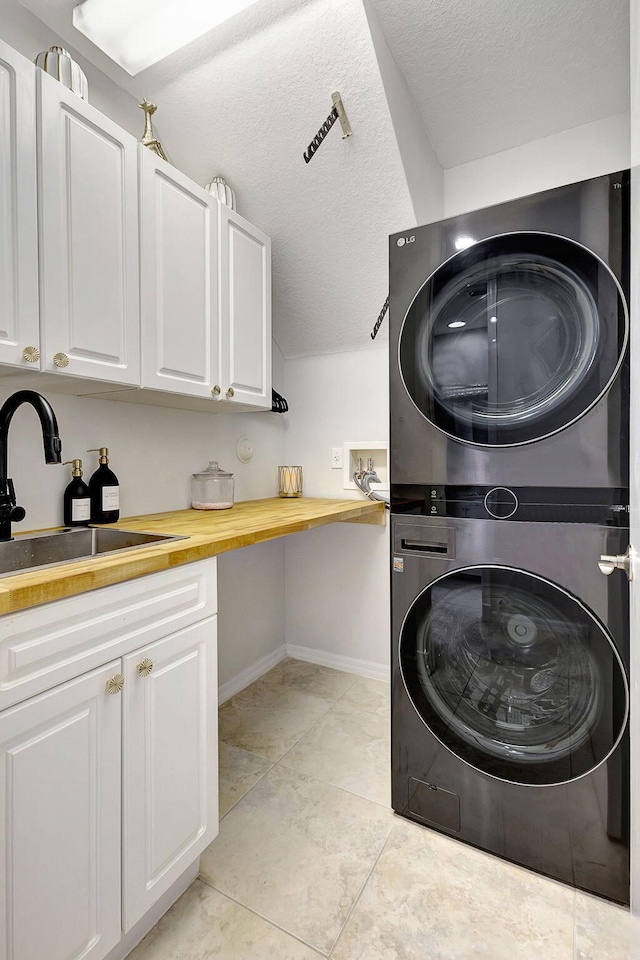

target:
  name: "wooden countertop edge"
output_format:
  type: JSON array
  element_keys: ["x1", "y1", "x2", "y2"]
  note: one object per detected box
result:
[{"x1": 0, "y1": 498, "x2": 385, "y2": 614}]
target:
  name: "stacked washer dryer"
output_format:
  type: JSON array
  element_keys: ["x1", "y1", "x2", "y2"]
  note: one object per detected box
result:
[{"x1": 389, "y1": 171, "x2": 630, "y2": 904}]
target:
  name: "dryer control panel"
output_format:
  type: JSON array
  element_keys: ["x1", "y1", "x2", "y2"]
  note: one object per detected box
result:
[{"x1": 391, "y1": 484, "x2": 630, "y2": 525}]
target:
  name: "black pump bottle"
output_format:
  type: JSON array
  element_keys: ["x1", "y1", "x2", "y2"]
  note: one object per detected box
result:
[
  {"x1": 63, "y1": 459, "x2": 91, "y2": 527},
  {"x1": 87, "y1": 447, "x2": 119, "y2": 523}
]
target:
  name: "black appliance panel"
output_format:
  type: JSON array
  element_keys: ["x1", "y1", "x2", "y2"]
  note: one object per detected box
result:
[
  {"x1": 391, "y1": 484, "x2": 630, "y2": 525},
  {"x1": 389, "y1": 171, "x2": 630, "y2": 489},
  {"x1": 399, "y1": 233, "x2": 627, "y2": 447},
  {"x1": 390, "y1": 514, "x2": 629, "y2": 904},
  {"x1": 399, "y1": 565, "x2": 627, "y2": 786}
]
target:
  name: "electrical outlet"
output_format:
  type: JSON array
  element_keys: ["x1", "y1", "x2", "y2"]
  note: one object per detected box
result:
[{"x1": 331, "y1": 447, "x2": 343, "y2": 469}]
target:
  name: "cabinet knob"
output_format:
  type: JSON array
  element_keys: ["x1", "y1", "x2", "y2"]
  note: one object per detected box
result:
[
  {"x1": 106, "y1": 674, "x2": 125, "y2": 695},
  {"x1": 226, "y1": 387, "x2": 235, "y2": 398},
  {"x1": 53, "y1": 352, "x2": 70, "y2": 368},
  {"x1": 137, "y1": 658, "x2": 154, "y2": 677},
  {"x1": 211, "y1": 384, "x2": 221, "y2": 396},
  {"x1": 22, "y1": 346, "x2": 40, "y2": 363}
]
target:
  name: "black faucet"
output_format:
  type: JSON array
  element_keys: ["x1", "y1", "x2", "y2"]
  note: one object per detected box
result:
[{"x1": 0, "y1": 391, "x2": 62, "y2": 541}]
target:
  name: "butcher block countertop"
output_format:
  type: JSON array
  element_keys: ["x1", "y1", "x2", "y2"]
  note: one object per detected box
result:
[{"x1": 0, "y1": 498, "x2": 385, "y2": 615}]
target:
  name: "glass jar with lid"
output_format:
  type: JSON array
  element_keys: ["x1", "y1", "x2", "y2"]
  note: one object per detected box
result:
[{"x1": 191, "y1": 460, "x2": 234, "y2": 510}]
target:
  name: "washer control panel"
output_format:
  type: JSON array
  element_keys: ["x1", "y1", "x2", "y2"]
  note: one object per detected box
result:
[
  {"x1": 484, "y1": 487, "x2": 519, "y2": 519},
  {"x1": 391, "y1": 484, "x2": 630, "y2": 525}
]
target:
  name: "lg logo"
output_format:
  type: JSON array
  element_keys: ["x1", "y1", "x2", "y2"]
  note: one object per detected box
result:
[{"x1": 396, "y1": 236, "x2": 415, "y2": 247}]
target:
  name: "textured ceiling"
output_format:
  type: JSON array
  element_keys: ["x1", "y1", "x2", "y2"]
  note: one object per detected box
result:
[
  {"x1": 367, "y1": 0, "x2": 630, "y2": 168},
  {"x1": 11, "y1": 0, "x2": 631, "y2": 358}
]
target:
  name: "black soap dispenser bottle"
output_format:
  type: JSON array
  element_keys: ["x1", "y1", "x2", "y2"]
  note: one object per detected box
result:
[
  {"x1": 63, "y1": 459, "x2": 91, "y2": 527},
  {"x1": 87, "y1": 447, "x2": 120, "y2": 523}
]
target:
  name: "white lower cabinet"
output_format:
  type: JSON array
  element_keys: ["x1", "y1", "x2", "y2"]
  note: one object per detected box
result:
[
  {"x1": 0, "y1": 562, "x2": 219, "y2": 960},
  {"x1": 0, "y1": 661, "x2": 122, "y2": 960},
  {"x1": 123, "y1": 619, "x2": 218, "y2": 931}
]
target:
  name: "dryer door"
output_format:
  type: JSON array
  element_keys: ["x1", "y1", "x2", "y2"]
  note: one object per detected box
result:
[
  {"x1": 399, "y1": 233, "x2": 628, "y2": 446},
  {"x1": 399, "y1": 565, "x2": 628, "y2": 785}
]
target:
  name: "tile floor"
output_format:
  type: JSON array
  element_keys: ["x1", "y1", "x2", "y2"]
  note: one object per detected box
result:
[{"x1": 129, "y1": 658, "x2": 630, "y2": 960}]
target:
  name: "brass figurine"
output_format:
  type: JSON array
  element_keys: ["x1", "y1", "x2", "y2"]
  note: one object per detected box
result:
[{"x1": 138, "y1": 98, "x2": 168, "y2": 161}]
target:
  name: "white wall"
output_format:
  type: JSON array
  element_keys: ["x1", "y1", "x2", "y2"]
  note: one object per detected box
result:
[
  {"x1": 444, "y1": 112, "x2": 631, "y2": 218},
  {"x1": 0, "y1": 387, "x2": 285, "y2": 530},
  {"x1": 283, "y1": 346, "x2": 389, "y2": 675},
  {"x1": 217, "y1": 539, "x2": 286, "y2": 690},
  {"x1": 363, "y1": 0, "x2": 444, "y2": 227}
]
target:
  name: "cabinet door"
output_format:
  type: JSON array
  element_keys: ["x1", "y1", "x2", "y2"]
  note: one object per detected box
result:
[
  {"x1": 140, "y1": 149, "x2": 220, "y2": 398},
  {"x1": 0, "y1": 661, "x2": 122, "y2": 960},
  {"x1": 0, "y1": 40, "x2": 40, "y2": 371},
  {"x1": 122, "y1": 617, "x2": 218, "y2": 931},
  {"x1": 219, "y1": 204, "x2": 271, "y2": 409},
  {"x1": 38, "y1": 72, "x2": 140, "y2": 385}
]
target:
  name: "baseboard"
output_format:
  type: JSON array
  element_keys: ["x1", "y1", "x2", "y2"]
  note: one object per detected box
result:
[
  {"x1": 218, "y1": 644, "x2": 287, "y2": 703},
  {"x1": 285, "y1": 643, "x2": 390, "y2": 682}
]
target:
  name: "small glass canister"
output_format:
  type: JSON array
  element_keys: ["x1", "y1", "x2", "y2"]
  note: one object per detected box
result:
[
  {"x1": 278, "y1": 465, "x2": 303, "y2": 498},
  {"x1": 191, "y1": 461, "x2": 234, "y2": 510}
]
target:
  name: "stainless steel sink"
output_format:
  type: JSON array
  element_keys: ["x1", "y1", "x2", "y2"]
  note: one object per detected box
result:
[{"x1": 0, "y1": 528, "x2": 185, "y2": 577}]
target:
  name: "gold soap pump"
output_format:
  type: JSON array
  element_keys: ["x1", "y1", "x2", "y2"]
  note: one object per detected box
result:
[
  {"x1": 63, "y1": 458, "x2": 90, "y2": 527},
  {"x1": 88, "y1": 447, "x2": 109, "y2": 464},
  {"x1": 64, "y1": 458, "x2": 83, "y2": 476}
]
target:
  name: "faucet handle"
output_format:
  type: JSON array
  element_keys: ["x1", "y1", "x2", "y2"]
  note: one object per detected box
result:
[{"x1": 3, "y1": 481, "x2": 25, "y2": 521}]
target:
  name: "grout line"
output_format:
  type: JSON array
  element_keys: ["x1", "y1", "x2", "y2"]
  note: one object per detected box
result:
[
  {"x1": 196, "y1": 883, "x2": 329, "y2": 957},
  {"x1": 327, "y1": 818, "x2": 396, "y2": 958},
  {"x1": 218, "y1": 760, "x2": 275, "y2": 823},
  {"x1": 275, "y1": 756, "x2": 392, "y2": 811},
  {"x1": 217, "y1": 688, "x2": 336, "y2": 766}
]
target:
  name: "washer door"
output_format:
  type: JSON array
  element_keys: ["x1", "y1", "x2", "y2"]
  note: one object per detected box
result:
[
  {"x1": 399, "y1": 233, "x2": 628, "y2": 446},
  {"x1": 400, "y1": 566, "x2": 628, "y2": 785}
]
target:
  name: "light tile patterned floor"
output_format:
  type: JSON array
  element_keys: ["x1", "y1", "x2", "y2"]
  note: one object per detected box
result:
[{"x1": 128, "y1": 658, "x2": 631, "y2": 960}]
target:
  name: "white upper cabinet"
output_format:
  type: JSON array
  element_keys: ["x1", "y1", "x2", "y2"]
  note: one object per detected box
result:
[
  {"x1": 0, "y1": 41, "x2": 40, "y2": 371},
  {"x1": 0, "y1": 37, "x2": 272, "y2": 410},
  {"x1": 37, "y1": 72, "x2": 140, "y2": 385},
  {"x1": 140, "y1": 148, "x2": 220, "y2": 398},
  {"x1": 218, "y1": 205, "x2": 272, "y2": 409}
]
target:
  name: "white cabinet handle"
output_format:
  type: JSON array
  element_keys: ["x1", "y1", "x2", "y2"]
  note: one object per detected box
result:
[
  {"x1": 211, "y1": 385, "x2": 221, "y2": 397},
  {"x1": 22, "y1": 346, "x2": 40, "y2": 363},
  {"x1": 53, "y1": 352, "x2": 70, "y2": 368},
  {"x1": 226, "y1": 387, "x2": 234, "y2": 398}
]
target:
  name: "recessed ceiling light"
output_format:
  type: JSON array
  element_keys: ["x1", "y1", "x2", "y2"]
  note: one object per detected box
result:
[
  {"x1": 448, "y1": 321, "x2": 466, "y2": 328},
  {"x1": 454, "y1": 236, "x2": 475, "y2": 251},
  {"x1": 73, "y1": 0, "x2": 261, "y2": 75}
]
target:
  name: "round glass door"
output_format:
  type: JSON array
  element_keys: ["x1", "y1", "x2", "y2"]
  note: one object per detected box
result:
[
  {"x1": 399, "y1": 233, "x2": 628, "y2": 446},
  {"x1": 400, "y1": 566, "x2": 628, "y2": 785}
]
